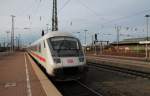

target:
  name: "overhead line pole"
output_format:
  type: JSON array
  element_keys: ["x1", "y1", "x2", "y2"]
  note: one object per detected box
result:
[
  {"x1": 11, "y1": 15, "x2": 15, "y2": 52},
  {"x1": 145, "y1": 14, "x2": 150, "y2": 60},
  {"x1": 52, "y1": 0, "x2": 58, "y2": 31},
  {"x1": 6, "y1": 31, "x2": 10, "y2": 46},
  {"x1": 115, "y1": 26, "x2": 121, "y2": 50},
  {"x1": 84, "y1": 29, "x2": 88, "y2": 53},
  {"x1": 84, "y1": 29, "x2": 88, "y2": 46}
]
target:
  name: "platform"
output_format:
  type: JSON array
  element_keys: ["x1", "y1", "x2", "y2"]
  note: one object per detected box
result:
[{"x1": 0, "y1": 52, "x2": 62, "y2": 96}]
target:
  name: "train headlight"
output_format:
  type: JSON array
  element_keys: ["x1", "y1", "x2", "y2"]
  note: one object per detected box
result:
[
  {"x1": 53, "y1": 58, "x2": 61, "y2": 64},
  {"x1": 79, "y1": 57, "x2": 84, "y2": 62}
]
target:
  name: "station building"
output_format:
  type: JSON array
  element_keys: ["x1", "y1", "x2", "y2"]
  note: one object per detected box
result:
[{"x1": 111, "y1": 37, "x2": 150, "y2": 52}]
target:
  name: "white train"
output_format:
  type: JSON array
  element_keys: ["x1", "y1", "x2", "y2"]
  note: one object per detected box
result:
[{"x1": 28, "y1": 31, "x2": 87, "y2": 81}]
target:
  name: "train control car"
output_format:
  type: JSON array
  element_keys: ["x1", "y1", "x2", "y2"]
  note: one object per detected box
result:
[{"x1": 28, "y1": 31, "x2": 87, "y2": 81}]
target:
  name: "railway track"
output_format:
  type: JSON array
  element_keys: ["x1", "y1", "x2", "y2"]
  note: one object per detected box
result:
[
  {"x1": 88, "y1": 62, "x2": 150, "y2": 79},
  {"x1": 54, "y1": 80, "x2": 103, "y2": 96}
]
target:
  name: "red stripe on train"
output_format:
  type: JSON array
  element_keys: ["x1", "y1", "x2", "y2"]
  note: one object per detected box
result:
[{"x1": 31, "y1": 52, "x2": 46, "y2": 62}]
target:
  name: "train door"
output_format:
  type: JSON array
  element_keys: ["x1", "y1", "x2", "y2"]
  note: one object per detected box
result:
[{"x1": 41, "y1": 40, "x2": 46, "y2": 57}]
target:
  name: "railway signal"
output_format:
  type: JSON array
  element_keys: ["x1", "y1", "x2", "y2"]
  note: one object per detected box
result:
[
  {"x1": 95, "y1": 33, "x2": 97, "y2": 41},
  {"x1": 42, "y1": 30, "x2": 44, "y2": 36}
]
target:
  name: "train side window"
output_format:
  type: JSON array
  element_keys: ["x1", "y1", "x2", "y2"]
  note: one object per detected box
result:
[
  {"x1": 43, "y1": 41, "x2": 45, "y2": 48},
  {"x1": 39, "y1": 44, "x2": 41, "y2": 52},
  {"x1": 36, "y1": 45, "x2": 38, "y2": 51}
]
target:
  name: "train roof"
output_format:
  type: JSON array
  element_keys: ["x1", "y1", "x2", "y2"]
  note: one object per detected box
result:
[{"x1": 30, "y1": 31, "x2": 75, "y2": 46}]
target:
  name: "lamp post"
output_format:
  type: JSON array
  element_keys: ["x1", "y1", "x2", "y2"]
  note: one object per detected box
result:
[
  {"x1": 145, "y1": 14, "x2": 150, "y2": 60},
  {"x1": 2, "y1": 37, "x2": 6, "y2": 48},
  {"x1": 17, "y1": 34, "x2": 21, "y2": 49},
  {"x1": 84, "y1": 29, "x2": 88, "y2": 46},
  {"x1": 6, "y1": 31, "x2": 10, "y2": 51},
  {"x1": 84, "y1": 29, "x2": 88, "y2": 53}
]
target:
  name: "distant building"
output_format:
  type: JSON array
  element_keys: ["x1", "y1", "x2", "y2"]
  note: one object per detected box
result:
[{"x1": 111, "y1": 37, "x2": 150, "y2": 52}]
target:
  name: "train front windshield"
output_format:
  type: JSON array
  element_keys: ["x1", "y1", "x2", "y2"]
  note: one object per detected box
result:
[{"x1": 49, "y1": 37, "x2": 83, "y2": 57}]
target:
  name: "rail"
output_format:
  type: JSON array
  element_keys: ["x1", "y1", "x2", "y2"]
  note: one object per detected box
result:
[
  {"x1": 88, "y1": 62, "x2": 150, "y2": 79},
  {"x1": 54, "y1": 80, "x2": 103, "y2": 96}
]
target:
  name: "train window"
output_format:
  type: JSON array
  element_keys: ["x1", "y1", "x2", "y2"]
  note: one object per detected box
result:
[
  {"x1": 48, "y1": 37, "x2": 83, "y2": 57},
  {"x1": 36, "y1": 45, "x2": 38, "y2": 51},
  {"x1": 39, "y1": 44, "x2": 41, "y2": 52},
  {"x1": 49, "y1": 37, "x2": 81, "y2": 50}
]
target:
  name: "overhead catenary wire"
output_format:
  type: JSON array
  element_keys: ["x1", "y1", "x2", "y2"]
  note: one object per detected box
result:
[
  {"x1": 76, "y1": 0, "x2": 150, "y2": 37},
  {"x1": 13, "y1": 0, "x2": 150, "y2": 33},
  {"x1": 58, "y1": 0, "x2": 72, "y2": 13},
  {"x1": 77, "y1": 0, "x2": 107, "y2": 21},
  {"x1": 17, "y1": 0, "x2": 40, "y2": 16},
  {"x1": 33, "y1": 0, "x2": 42, "y2": 16},
  {"x1": 76, "y1": 0, "x2": 150, "y2": 26},
  {"x1": 103, "y1": 9, "x2": 150, "y2": 25}
]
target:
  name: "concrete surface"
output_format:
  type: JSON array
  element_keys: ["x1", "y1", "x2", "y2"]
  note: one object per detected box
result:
[{"x1": 0, "y1": 52, "x2": 61, "y2": 96}]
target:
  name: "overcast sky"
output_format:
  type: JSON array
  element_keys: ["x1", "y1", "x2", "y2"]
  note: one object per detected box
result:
[{"x1": 0, "y1": 0, "x2": 150, "y2": 46}]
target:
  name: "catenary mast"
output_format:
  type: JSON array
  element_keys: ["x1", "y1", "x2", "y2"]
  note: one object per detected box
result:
[{"x1": 52, "y1": 0, "x2": 58, "y2": 31}]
